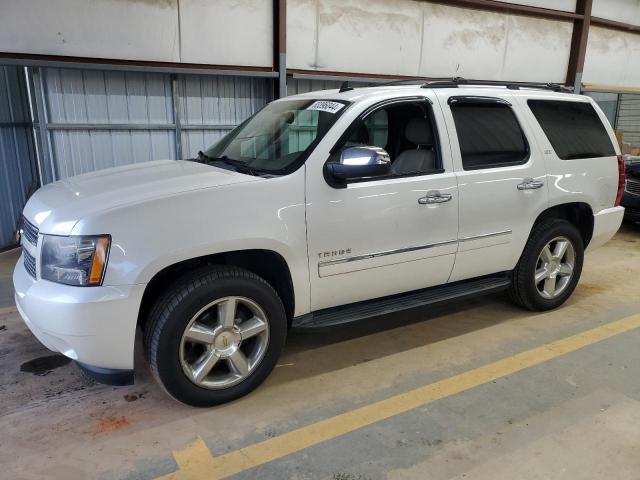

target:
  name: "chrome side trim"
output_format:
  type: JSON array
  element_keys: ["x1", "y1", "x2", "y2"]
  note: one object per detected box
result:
[
  {"x1": 318, "y1": 239, "x2": 458, "y2": 267},
  {"x1": 460, "y1": 230, "x2": 512, "y2": 242}
]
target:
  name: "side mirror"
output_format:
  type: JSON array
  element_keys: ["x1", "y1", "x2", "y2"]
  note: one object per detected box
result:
[{"x1": 326, "y1": 146, "x2": 391, "y2": 182}]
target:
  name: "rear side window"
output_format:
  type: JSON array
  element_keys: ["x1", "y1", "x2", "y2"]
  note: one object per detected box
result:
[
  {"x1": 527, "y1": 100, "x2": 616, "y2": 160},
  {"x1": 450, "y1": 101, "x2": 528, "y2": 170}
]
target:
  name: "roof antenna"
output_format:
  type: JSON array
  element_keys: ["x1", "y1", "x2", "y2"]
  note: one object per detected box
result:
[{"x1": 339, "y1": 81, "x2": 354, "y2": 93}]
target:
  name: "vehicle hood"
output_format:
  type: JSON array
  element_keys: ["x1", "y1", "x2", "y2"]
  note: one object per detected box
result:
[{"x1": 23, "y1": 160, "x2": 257, "y2": 235}]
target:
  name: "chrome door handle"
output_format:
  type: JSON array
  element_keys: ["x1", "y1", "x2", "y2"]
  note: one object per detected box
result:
[
  {"x1": 418, "y1": 192, "x2": 452, "y2": 205},
  {"x1": 517, "y1": 178, "x2": 544, "y2": 190}
]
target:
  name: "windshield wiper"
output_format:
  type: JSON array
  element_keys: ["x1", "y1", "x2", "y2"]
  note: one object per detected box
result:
[
  {"x1": 192, "y1": 150, "x2": 214, "y2": 163},
  {"x1": 193, "y1": 151, "x2": 259, "y2": 176}
]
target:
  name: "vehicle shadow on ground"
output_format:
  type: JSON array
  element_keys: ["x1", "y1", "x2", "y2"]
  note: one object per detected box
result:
[{"x1": 269, "y1": 292, "x2": 530, "y2": 386}]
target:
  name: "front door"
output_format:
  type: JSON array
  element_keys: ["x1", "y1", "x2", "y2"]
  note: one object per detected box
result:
[
  {"x1": 436, "y1": 91, "x2": 549, "y2": 282},
  {"x1": 305, "y1": 95, "x2": 459, "y2": 311}
]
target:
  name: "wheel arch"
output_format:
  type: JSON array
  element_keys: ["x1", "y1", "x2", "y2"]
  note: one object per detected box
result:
[
  {"x1": 137, "y1": 249, "x2": 296, "y2": 332},
  {"x1": 532, "y1": 202, "x2": 594, "y2": 248}
]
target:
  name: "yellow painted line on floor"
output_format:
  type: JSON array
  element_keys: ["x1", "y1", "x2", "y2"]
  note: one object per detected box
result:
[
  {"x1": 158, "y1": 313, "x2": 640, "y2": 480},
  {"x1": 0, "y1": 306, "x2": 17, "y2": 315}
]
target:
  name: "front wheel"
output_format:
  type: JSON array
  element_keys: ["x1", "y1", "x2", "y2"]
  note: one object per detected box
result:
[
  {"x1": 509, "y1": 219, "x2": 584, "y2": 311},
  {"x1": 144, "y1": 266, "x2": 287, "y2": 407}
]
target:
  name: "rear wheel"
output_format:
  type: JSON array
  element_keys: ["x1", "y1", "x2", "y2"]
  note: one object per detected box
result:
[
  {"x1": 144, "y1": 266, "x2": 287, "y2": 407},
  {"x1": 509, "y1": 219, "x2": 584, "y2": 311}
]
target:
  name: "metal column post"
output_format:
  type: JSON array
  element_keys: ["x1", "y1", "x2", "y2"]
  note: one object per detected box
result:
[
  {"x1": 171, "y1": 74, "x2": 183, "y2": 160},
  {"x1": 274, "y1": 0, "x2": 287, "y2": 98},
  {"x1": 29, "y1": 67, "x2": 55, "y2": 184},
  {"x1": 566, "y1": 0, "x2": 593, "y2": 93}
]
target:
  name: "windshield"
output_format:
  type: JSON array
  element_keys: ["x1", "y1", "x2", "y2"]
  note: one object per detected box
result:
[{"x1": 203, "y1": 99, "x2": 349, "y2": 174}]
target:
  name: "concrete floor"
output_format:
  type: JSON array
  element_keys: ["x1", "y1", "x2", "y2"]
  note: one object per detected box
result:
[{"x1": 1, "y1": 224, "x2": 640, "y2": 480}]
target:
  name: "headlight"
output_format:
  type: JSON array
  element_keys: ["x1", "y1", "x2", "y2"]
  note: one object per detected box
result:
[{"x1": 41, "y1": 235, "x2": 111, "y2": 286}]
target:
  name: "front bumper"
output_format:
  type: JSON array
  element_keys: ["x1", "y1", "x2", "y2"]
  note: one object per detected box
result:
[
  {"x1": 622, "y1": 192, "x2": 640, "y2": 223},
  {"x1": 586, "y1": 206, "x2": 625, "y2": 252},
  {"x1": 13, "y1": 254, "x2": 145, "y2": 371}
]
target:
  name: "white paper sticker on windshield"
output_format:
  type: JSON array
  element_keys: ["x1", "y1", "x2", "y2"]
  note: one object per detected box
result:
[{"x1": 307, "y1": 100, "x2": 345, "y2": 114}]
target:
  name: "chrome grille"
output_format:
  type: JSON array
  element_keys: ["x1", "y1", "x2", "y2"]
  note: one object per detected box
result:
[
  {"x1": 23, "y1": 249, "x2": 36, "y2": 278},
  {"x1": 626, "y1": 178, "x2": 640, "y2": 196},
  {"x1": 22, "y1": 216, "x2": 39, "y2": 246}
]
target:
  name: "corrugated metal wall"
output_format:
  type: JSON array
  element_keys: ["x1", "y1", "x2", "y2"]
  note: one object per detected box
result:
[
  {"x1": 0, "y1": 66, "x2": 38, "y2": 249},
  {"x1": 586, "y1": 92, "x2": 619, "y2": 128},
  {"x1": 287, "y1": 78, "x2": 371, "y2": 95},
  {"x1": 42, "y1": 68, "x2": 176, "y2": 179},
  {"x1": 38, "y1": 68, "x2": 273, "y2": 180},
  {"x1": 179, "y1": 75, "x2": 272, "y2": 158},
  {"x1": 616, "y1": 94, "x2": 640, "y2": 146}
]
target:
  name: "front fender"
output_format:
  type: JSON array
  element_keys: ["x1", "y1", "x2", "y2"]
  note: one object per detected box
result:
[{"x1": 72, "y1": 168, "x2": 311, "y2": 315}]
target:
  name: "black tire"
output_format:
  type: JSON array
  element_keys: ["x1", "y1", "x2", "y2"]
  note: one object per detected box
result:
[
  {"x1": 143, "y1": 265, "x2": 287, "y2": 407},
  {"x1": 509, "y1": 218, "x2": 584, "y2": 311}
]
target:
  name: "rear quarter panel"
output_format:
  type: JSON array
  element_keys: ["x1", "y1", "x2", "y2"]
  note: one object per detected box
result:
[{"x1": 514, "y1": 93, "x2": 621, "y2": 215}]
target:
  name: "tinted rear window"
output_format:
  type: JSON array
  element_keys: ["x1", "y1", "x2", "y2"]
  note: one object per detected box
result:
[
  {"x1": 527, "y1": 100, "x2": 616, "y2": 160},
  {"x1": 451, "y1": 103, "x2": 528, "y2": 170}
]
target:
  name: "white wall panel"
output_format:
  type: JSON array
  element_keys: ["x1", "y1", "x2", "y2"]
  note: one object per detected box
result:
[
  {"x1": 418, "y1": 4, "x2": 508, "y2": 79},
  {"x1": 592, "y1": 0, "x2": 640, "y2": 25},
  {"x1": 287, "y1": 0, "x2": 319, "y2": 69},
  {"x1": 288, "y1": 0, "x2": 570, "y2": 82},
  {"x1": 583, "y1": 26, "x2": 640, "y2": 87},
  {"x1": 314, "y1": 0, "x2": 423, "y2": 76},
  {"x1": 179, "y1": 0, "x2": 273, "y2": 67},
  {"x1": 500, "y1": 14, "x2": 572, "y2": 82},
  {"x1": 0, "y1": 0, "x2": 179, "y2": 62}
]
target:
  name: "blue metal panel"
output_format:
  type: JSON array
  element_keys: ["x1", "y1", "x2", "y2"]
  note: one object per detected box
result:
[{"x1": 0, "y1": 66, "x2": 38, "y2": 249}]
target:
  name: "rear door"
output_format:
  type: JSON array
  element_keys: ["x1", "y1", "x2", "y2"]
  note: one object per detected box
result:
[{"x1": 436, "y1": 91, "x2": 549, "y2": 282}]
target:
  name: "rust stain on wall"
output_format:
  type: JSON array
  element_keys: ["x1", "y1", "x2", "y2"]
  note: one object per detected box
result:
[
  {"x1": 507, "y1": 15, "x2": 572, "y2": 51},
  {"x1": 428, "y1": 5, "x2": 507, "y2": 49},
  {"x1": 588, "y1": 26, "x2": 630, "y2": 54},
  {"x1": 319, "y1": 0, "x2": 420, "y2": 36}
]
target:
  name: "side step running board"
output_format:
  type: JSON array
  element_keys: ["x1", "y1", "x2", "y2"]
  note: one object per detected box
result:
[{"x1": 292, "y1": 274, "x2": 511, "y2": 329}]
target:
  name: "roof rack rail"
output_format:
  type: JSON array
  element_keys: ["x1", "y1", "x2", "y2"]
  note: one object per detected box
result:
[{"x1": 420, "y1": 77, "x2": 572, "y2": 93}]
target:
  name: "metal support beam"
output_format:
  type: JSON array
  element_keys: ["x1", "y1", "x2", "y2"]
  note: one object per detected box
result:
[
  {"x1": 171, "y1": 75, "x2": 183, "y2": 160},
  {"x1": 566, "y1": 0, "x2": 593, "y2": 94},
  {"x1": 273, "y1": 0, "x2": 286, "y2": 98},
  {"x1": 29, "y1": 67, "x2": 55, "y2": 184},
  {"x1": 591, "y1": 16, "x2": 640, "y2": 34},
  {"x1": 0, "y1": 53, "x2": 278, "y2": 78},
  {"x1": 424, "y1": 0, "x2": 582, "y2": 22}
]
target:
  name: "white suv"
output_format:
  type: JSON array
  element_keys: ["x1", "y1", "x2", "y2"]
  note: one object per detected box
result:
[{"x1": 13, "y1": 79, "x2": 625, "y2": 406}]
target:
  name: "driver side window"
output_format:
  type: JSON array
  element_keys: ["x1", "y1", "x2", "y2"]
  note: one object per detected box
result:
[
  {"x1": 339, "y1": 100, "x2": 441, "y2": 178},
  {"x1": 344, "y1": 110, "x2": 389, "y2": 150}
]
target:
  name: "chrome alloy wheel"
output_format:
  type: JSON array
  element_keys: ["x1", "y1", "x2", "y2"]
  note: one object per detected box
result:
[
  {"x1": 179, "y1": 296, "x2": 269, "y2": 389},
  {"x1": 534, "y1": 236, "x2": 575, "y2": 299}
]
